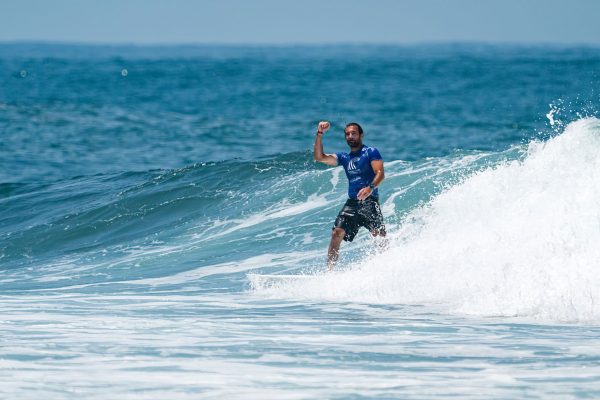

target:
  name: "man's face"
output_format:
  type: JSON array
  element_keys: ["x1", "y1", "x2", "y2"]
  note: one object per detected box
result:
[{"x1": 345, "y1": 126, "x2": 362, "y2": 148}]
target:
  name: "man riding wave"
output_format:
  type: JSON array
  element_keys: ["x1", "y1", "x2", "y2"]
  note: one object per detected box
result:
[{"x1": 313, "y1": 121, "x2": 387, "y2": 269}]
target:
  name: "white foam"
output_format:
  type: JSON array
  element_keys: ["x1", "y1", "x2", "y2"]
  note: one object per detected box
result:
[{"x1": 256, "y1": 118, "x2": 600, "y2": 323}]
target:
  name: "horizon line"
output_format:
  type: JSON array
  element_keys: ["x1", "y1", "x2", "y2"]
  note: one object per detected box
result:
[{"x1": 2, "y1": 40, "x2": 600, "y2": 49}]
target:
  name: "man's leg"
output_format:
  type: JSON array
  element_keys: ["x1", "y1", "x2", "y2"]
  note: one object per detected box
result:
[
  {"x1": 368, "y1": 199, "x2": 387, "y2": 251},
  {"x1": 328, "y1": 227, "x2": 346, "y2": 269},
  {"x1": 370, "y1": 228, "x2": 389, "y2": 251}
]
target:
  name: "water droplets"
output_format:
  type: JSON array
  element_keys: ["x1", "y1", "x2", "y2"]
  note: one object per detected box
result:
[
  {"x1": 545, "y1": 101, "x2": 566, "y2": 132},
  {"x1": 121, "y1": 68, "x2": 128, "y2": 77},
  {"x1": 546, "y1": 104, "x2": 557, "y2": 126}
]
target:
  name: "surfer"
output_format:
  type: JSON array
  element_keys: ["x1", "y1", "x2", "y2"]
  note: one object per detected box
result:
[{"x1": 313, "y1": 121, "x2": 386, "y2": 269}]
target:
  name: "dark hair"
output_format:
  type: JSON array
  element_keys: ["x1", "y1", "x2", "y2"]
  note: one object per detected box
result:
[{"x1": 345, "y1": 122, "x2": 363, "y2": 135}]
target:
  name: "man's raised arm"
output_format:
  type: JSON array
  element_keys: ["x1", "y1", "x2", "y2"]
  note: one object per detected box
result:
[{"x1": 313, "y1": 121, "x2": 338, "y2": 167}]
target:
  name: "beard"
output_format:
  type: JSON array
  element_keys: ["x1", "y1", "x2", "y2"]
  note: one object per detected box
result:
[{"x1": 347, "y1": 139, "x2": 360, "y2": 147}]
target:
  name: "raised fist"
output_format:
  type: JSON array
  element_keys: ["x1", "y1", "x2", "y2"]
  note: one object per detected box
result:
[{"x1": 318, "y1": 121, "x2": 330, "y2": 133}]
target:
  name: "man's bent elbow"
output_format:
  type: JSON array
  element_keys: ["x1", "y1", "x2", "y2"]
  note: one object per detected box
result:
[{"x1": 314, "y1": 154, "x2": 329, "y2": 164}]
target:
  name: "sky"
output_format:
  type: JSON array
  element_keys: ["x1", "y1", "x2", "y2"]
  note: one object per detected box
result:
[{"x1": 1, "y1": 0, "x2": 600, "y2": 45}]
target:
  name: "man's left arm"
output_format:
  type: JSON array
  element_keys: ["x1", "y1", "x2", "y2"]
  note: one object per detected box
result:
[{"x1": 357, "y1": 159, "x2": 385, "y2": 200}]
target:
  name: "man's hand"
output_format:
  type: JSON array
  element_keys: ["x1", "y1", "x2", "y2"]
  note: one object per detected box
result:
[
  {"x1": 318, "y1": 121, "x2": 330, "y2": 133},
  {"x1": 357, "y1": 186, "x2": 373, "y2": 201}
]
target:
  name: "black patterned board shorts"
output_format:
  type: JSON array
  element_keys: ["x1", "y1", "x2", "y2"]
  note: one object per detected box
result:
[{"x1": 333, "y1": 197, "x2": 386, "y2": 242}]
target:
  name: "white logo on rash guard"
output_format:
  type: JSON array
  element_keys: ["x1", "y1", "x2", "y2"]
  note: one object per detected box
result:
[{"x1": 347, "y1": 157, "x2": 360, "y2": 171}]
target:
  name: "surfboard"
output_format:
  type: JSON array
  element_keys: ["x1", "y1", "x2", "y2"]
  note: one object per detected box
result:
[{"x1": 247, "y1": 273, "x2": 317, "y2": 288}]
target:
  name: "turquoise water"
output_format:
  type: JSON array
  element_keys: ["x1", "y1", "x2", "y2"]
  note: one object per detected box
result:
[{"x1": 2, "y1": 43, "x2": 600, "y2": 398}]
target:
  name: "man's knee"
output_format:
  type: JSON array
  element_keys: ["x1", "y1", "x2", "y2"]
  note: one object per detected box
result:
[{"x1": 332, "y1": 227, "x2": 345, "y2": 240}]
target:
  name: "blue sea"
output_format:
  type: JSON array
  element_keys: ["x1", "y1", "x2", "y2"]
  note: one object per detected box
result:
[{"x1": 2, "y1": 43, "x2": 600, "y2": 398}]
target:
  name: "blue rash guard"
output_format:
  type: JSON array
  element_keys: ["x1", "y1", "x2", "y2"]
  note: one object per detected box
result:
[{"x1": 336, "y1": 145, "x2": 382, "y2": 199}]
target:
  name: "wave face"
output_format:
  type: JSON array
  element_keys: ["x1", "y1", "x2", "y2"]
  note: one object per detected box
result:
[
  {"x1": 1, "y1": 154, "x2": 329, "y2": 288},
  {"x1": 252, "y1": 118, "x2": 600, "y2": 322},
  {"x1": 4, "y1": 118, "x2": 600, "y2": 323}
]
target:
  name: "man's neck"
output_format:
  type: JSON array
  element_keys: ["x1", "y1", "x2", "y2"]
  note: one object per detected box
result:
[{"x1": 349, "y1": 144, "x2": 363, "y2": 153}]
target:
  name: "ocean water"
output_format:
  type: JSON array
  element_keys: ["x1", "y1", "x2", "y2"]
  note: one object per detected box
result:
[{"x1": 1, "y1": 43, "x2": 600, "y2": 398}]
